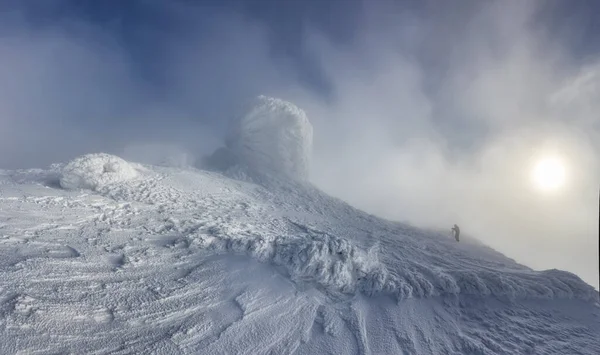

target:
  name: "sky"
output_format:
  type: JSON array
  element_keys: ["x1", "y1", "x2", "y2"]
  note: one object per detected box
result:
[{"x1": 0, "y1": 0, "x2": 598, "y2": 288}]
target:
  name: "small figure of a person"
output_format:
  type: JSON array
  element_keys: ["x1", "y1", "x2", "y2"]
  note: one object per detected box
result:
[{"x1": 451, "y1": 224, "x2": 460, "y2": 242}]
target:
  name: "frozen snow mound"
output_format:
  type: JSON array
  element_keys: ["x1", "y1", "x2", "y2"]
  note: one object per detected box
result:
[
  {"x1": 227, "y1": 96, "x2": 313, "y2": 180},
  {"x1": 60, "y1": 153, "x2": 139, "y2": 191}
]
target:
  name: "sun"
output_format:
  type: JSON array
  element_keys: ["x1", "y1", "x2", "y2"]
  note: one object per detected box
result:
[{"x1": 531, "y1": 157, "x2": 566, "y2": 191}]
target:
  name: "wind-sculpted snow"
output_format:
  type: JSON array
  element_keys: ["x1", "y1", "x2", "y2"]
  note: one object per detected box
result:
[
  {"x1": 153, "y1": 214, "x2": 598, "y2": 302},
  {"x1": 183, "y1": 169, "x2": 598, "y2": 303},
  {"x1": 60, "y1": 153, "x2": 139, "y2": 191},
  {"x1": 226, "y1": 95, "x2": 313, "y2": 180},
  {"x1": 75, "y1": 163, "x2": 597, "y2": 303},
  {"x1": 187, "y1": 225, "x2": 392, "y2": 297},
  {"x1": 1, "y1": 161, "x2": 598, "y2": 354},
  {"x1": 411, "y1": 267, "x2": 598, "y2": 301}
]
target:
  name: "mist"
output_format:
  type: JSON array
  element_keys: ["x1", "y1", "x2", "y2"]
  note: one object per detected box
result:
[
  {"x1": 298, "y1": 1, "x2": 600, "y2": 288},
  {"x1": 0, "y1": 0, "x2": 597, "y2": 288}
]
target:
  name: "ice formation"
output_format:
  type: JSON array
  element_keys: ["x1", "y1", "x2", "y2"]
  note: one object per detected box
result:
[
  {"x1": 226, "y1": 95, "x2": 313, "y2": 180},
  {"x1": 60, "y1": 153, "x2": 139, "y2": 191}
]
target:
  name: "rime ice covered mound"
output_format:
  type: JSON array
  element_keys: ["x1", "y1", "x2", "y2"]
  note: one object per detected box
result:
[
  {"x1": 1, "y1": 159, "x2": 599, "y2": 354},
  {"x1": 225, "y1": 95, "x2": 313, "y2": 180},
  {"x1": 59, "y1": 153, "x2": 139, "y2": 191}
]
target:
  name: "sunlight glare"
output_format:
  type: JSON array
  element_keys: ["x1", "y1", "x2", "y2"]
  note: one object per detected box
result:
[{"x1": 531, "y1": 157, "x2": 566, "y2": 192}]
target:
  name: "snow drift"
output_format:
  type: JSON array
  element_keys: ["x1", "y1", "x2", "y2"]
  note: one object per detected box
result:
[
  {"x1": 1, "y1": 158, "x2": 599, "y2": 354},
  {"x1": 89, "y1": 164, "x2": 598, "y2": 303},
  {"x1": 225, "y1": 95, "x2": 313, "y2": 180},
  {"x1": 59, "y1": 153, "x2": 138, "y2": 191}
]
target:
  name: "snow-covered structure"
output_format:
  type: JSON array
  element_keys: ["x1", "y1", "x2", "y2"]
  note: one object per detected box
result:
[
  {"x1": 225, "y1": 95, "x2": 313, "y2": 180},
  {"x1": 60, "y1": 153, "x2": 138, "y2": 191}
]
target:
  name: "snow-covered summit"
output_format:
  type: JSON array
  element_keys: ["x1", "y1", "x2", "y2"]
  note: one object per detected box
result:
[
  {"x1": 222, "y1": 95, "x2": 313, "y2": 181},
  {"x1": 0, "y1": 157, "x2": 598, "y2": 354}
]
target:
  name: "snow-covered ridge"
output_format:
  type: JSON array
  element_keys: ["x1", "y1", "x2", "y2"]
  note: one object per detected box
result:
[
  {"x1": 1, "y1": 157, "x2": 599, "y2": 354},
  {"x1": 52, "y1": 154, "x2": 598, "y2": 303}
]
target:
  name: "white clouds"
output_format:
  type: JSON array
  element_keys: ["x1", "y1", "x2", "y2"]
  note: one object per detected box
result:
[
  {"x1": 0, "y1": 1, "x2": 596, "y2": 287},
  {"x1": 0, "y1": 6, "x2": 228, "y2": 170},
  {"x1": 0, "y1": 19, "x2": 141, "y2": 168},
  {"x1": 291, "y1": 1, "x2": 600, "y2": 287}
]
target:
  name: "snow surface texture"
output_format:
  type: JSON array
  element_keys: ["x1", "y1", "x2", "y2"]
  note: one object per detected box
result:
[
  {"x1": 226, "y1": 95, "x2": 313, "y2": 180},
  {"x1": 0, "y1": 157, "x2": 598, "y2": 354},
  {"x1": 59, "y1": 153, "x2": 139, "y2": 191}
]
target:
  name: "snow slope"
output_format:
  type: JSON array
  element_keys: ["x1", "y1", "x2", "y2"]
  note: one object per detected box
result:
[{"x1": 0, "y1": 157, "x2": 598, "y2": 354}]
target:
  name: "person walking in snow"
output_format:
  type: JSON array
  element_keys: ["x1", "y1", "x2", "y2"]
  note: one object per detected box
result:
[{"x1": 451, "y1": 224, "x2": 460, "y2": 242}]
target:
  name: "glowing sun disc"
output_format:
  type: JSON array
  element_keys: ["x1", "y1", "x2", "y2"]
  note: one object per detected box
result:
[{"x1": 531, "y1": 157, "x2": 566, "y2": 191}]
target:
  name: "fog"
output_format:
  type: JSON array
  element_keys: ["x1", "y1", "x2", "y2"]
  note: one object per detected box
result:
[{"x1": 0, "y1": 0, "x2": 597, "y2": 288}]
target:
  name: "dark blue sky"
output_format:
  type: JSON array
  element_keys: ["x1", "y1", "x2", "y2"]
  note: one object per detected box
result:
[
  {"x1": 0, "y1": 0, "x2": 598, "y2": 152},
  {"x1": 1, "y1": 0, "x2": 598, "y2": 114},
  {"x1": 3, "y1": 0, "x2": 599, "y2": 92},
  {"x1": 0, "y1": 0, "x2": 366, "y2": 98}
]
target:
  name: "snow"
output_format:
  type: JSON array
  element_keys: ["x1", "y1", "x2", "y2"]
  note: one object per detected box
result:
[
  {"x1": 226, "y1": 95, "x2": 313, "y2": 180},
  {"x1": 0, "y1": 158, "x2": 598, "y2": 354},
  {"x1": 59, "y1": 153, "x2": 139, "y2": 191}
]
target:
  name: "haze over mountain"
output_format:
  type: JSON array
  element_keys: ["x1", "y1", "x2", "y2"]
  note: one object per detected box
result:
[{"x1": 1, "y1": 96, "x2": 598, "y2": 354}]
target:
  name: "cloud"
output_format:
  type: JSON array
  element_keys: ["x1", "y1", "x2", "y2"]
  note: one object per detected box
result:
[
  {"x1": 287, "y1": 0, "x2": 599, "y2": 287},
  {"x1": 0, "y1": 20, "x2": 132, "y2": 167},
  {"x1": 0, "y1": 2, "x2": 234, "y2": 169},
  {"x1": 0, "y1": 0, "x2": 596, "y2": 288}
]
